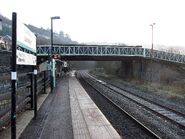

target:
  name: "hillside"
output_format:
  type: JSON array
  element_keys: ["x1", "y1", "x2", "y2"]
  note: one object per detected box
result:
[{"x1": 0, "y1": 14, "x2": 77, "y2": 45}]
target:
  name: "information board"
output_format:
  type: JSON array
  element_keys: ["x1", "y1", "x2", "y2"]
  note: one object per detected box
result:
[{"x1": 17, "y1": 19, "x2": 36, "y2": 65}]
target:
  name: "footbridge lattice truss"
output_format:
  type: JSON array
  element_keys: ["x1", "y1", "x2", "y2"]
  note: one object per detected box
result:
[{"x1": 36, "y1": 45, "x2": 185, "y2": 64}]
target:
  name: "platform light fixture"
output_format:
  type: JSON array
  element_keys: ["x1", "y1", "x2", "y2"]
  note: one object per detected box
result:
[{"x1": 51, "y1": 16, "x2": 60, "y2": 56}]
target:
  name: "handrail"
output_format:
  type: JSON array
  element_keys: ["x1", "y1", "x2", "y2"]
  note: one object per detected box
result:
[{"x1": 37, "y1": 45, "x2": 185, "y2": 64}]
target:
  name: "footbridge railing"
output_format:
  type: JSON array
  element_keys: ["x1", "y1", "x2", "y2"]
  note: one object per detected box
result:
[{"x1": 37, "y1": 45, "x2": 185, "y2": 64}]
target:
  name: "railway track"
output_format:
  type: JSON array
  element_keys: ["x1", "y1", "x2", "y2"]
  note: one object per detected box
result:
[
  {"x1": 79, "y1": 71, "x2": 185, "y2": 138},
  {"x1": 78, "y1": 71, "x2": 161, "y2": 139},
  {"x1": 82, "y1": 72, "x2": 185, "y2": 130},
  {"x1": 102, "y1": 79, "x2": 185, "y2": 128}
]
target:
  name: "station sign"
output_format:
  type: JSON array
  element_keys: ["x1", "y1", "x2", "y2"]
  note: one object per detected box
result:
[
  {"x1": 11, "y1": 13, "x2": 38, "y2": 139},
  {"x1": 17, "y1": 50, "x2": 36, "y2": 65},
  {"x1": 17, "y1": 19, "x2": 36, "y2": 65}
]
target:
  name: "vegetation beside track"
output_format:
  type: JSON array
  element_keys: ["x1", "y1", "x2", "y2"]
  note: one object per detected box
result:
[{"x1": 90, "y1": 68, "x2": 185, "y2": 99}]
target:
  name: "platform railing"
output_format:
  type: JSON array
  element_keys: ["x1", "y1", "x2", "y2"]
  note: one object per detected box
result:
[{"x1": 0, "y1": 70, "x2": 51, "y2": 129}]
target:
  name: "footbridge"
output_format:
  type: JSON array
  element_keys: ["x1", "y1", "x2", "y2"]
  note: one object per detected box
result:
[{"x1": 37, "y1": 44, "x2": 185, "y2": 64}]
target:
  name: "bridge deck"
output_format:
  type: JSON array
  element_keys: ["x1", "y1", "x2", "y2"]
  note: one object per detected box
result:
[
  {"x1": 17, "y1": 74, "x2": 121, "y2": 139},
  {"x1": 36, "y1": 45, "x2": 185, "y2": 64}
]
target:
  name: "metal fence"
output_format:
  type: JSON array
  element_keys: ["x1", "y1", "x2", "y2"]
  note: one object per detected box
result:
[{"x1": 0, "y1": 70, "x2": 50, "y2": 129}]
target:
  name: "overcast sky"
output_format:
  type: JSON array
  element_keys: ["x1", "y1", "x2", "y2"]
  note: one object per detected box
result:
[{"x1": 0, "y1": 0, "x2": 185, "y2": 49}]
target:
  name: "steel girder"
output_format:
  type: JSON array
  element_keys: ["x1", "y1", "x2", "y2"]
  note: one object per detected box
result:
[{"x1": 37, "y1": 45, "x2": 185, "y2": 64}]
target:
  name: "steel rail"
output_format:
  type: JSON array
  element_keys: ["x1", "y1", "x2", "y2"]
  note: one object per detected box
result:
[
  {"x1": 79, "y1": 71, "x2": 161, "y2": 139},
  {"x1": 86, "y1": 72, "x2": 185, "y2": 130},
  {"x1": 106, "y1": 80, "x2": 185, "y2": 119}
]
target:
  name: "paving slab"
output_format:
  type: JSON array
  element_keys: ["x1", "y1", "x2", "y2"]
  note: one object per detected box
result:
[{"x1": 69, "y1": 76, "x2": 121, "y2": 139}]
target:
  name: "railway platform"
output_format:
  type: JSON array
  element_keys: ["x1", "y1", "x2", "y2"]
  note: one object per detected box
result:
[{"x1": 1, "y1": 73, "x2": 121, "y2": 139}]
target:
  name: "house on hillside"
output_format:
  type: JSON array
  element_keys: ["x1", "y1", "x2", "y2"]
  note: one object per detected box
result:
[{"x1": 0, "y1": 35, "x2": 11, "y2": 50}]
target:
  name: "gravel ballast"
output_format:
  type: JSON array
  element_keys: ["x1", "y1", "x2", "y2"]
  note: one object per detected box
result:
[
  {"x1": 77, "y1": 74, "x2": 158, "y2": 139},
  {"x1": 82, "y1": 72, "x2": 185, "y2": 139}
]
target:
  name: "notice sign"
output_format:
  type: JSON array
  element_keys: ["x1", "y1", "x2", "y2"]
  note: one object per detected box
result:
[
  {"x1": 17, "y1": 19, "x2": 36, "y2": 65},
  {"x1": 17, "y1": 50, "x2": 36, "y2": 65}
]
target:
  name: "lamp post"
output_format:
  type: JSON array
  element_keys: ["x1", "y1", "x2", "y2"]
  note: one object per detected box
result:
[
  {"x1": 51, "y1": 16, "x2": 60, "y2": 56},
  {"x1": 150, "y1": 23, "x2": 155, "y2": 57},
  {"x1": 50, "y1": 16, "x2": 60, "y2": 91}
]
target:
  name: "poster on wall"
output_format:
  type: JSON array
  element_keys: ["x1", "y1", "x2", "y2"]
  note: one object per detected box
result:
[{"x1": 16, "y1": 19, "x2": 36, "y2": 65}]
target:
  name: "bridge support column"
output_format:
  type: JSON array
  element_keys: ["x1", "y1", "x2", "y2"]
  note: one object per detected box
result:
[
  {"x1": 139, "y1": 59, "x2": 144, "y2": 81},
  {"x1": 120, "y1": 60, "x2": 133, "y2": 78},
  {"x1": 120, "y1": 59, "x2": 145, "y2": 80}
]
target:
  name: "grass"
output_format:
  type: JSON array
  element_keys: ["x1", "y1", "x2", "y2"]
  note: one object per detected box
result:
[{"x1": 90, "y1": 69, "x2": 185, "y2": 99}]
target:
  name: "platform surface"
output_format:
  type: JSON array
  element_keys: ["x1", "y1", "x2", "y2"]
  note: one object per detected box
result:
[
  {"x1": 19, "y1": 76, "x2": 73, "y2": 139},
  {"x1": 69, "y1": 74, "x2": 121, "y2": 139},
  {"x1": 1, "y1": 74, "x2": 121, "y2": 139}
]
